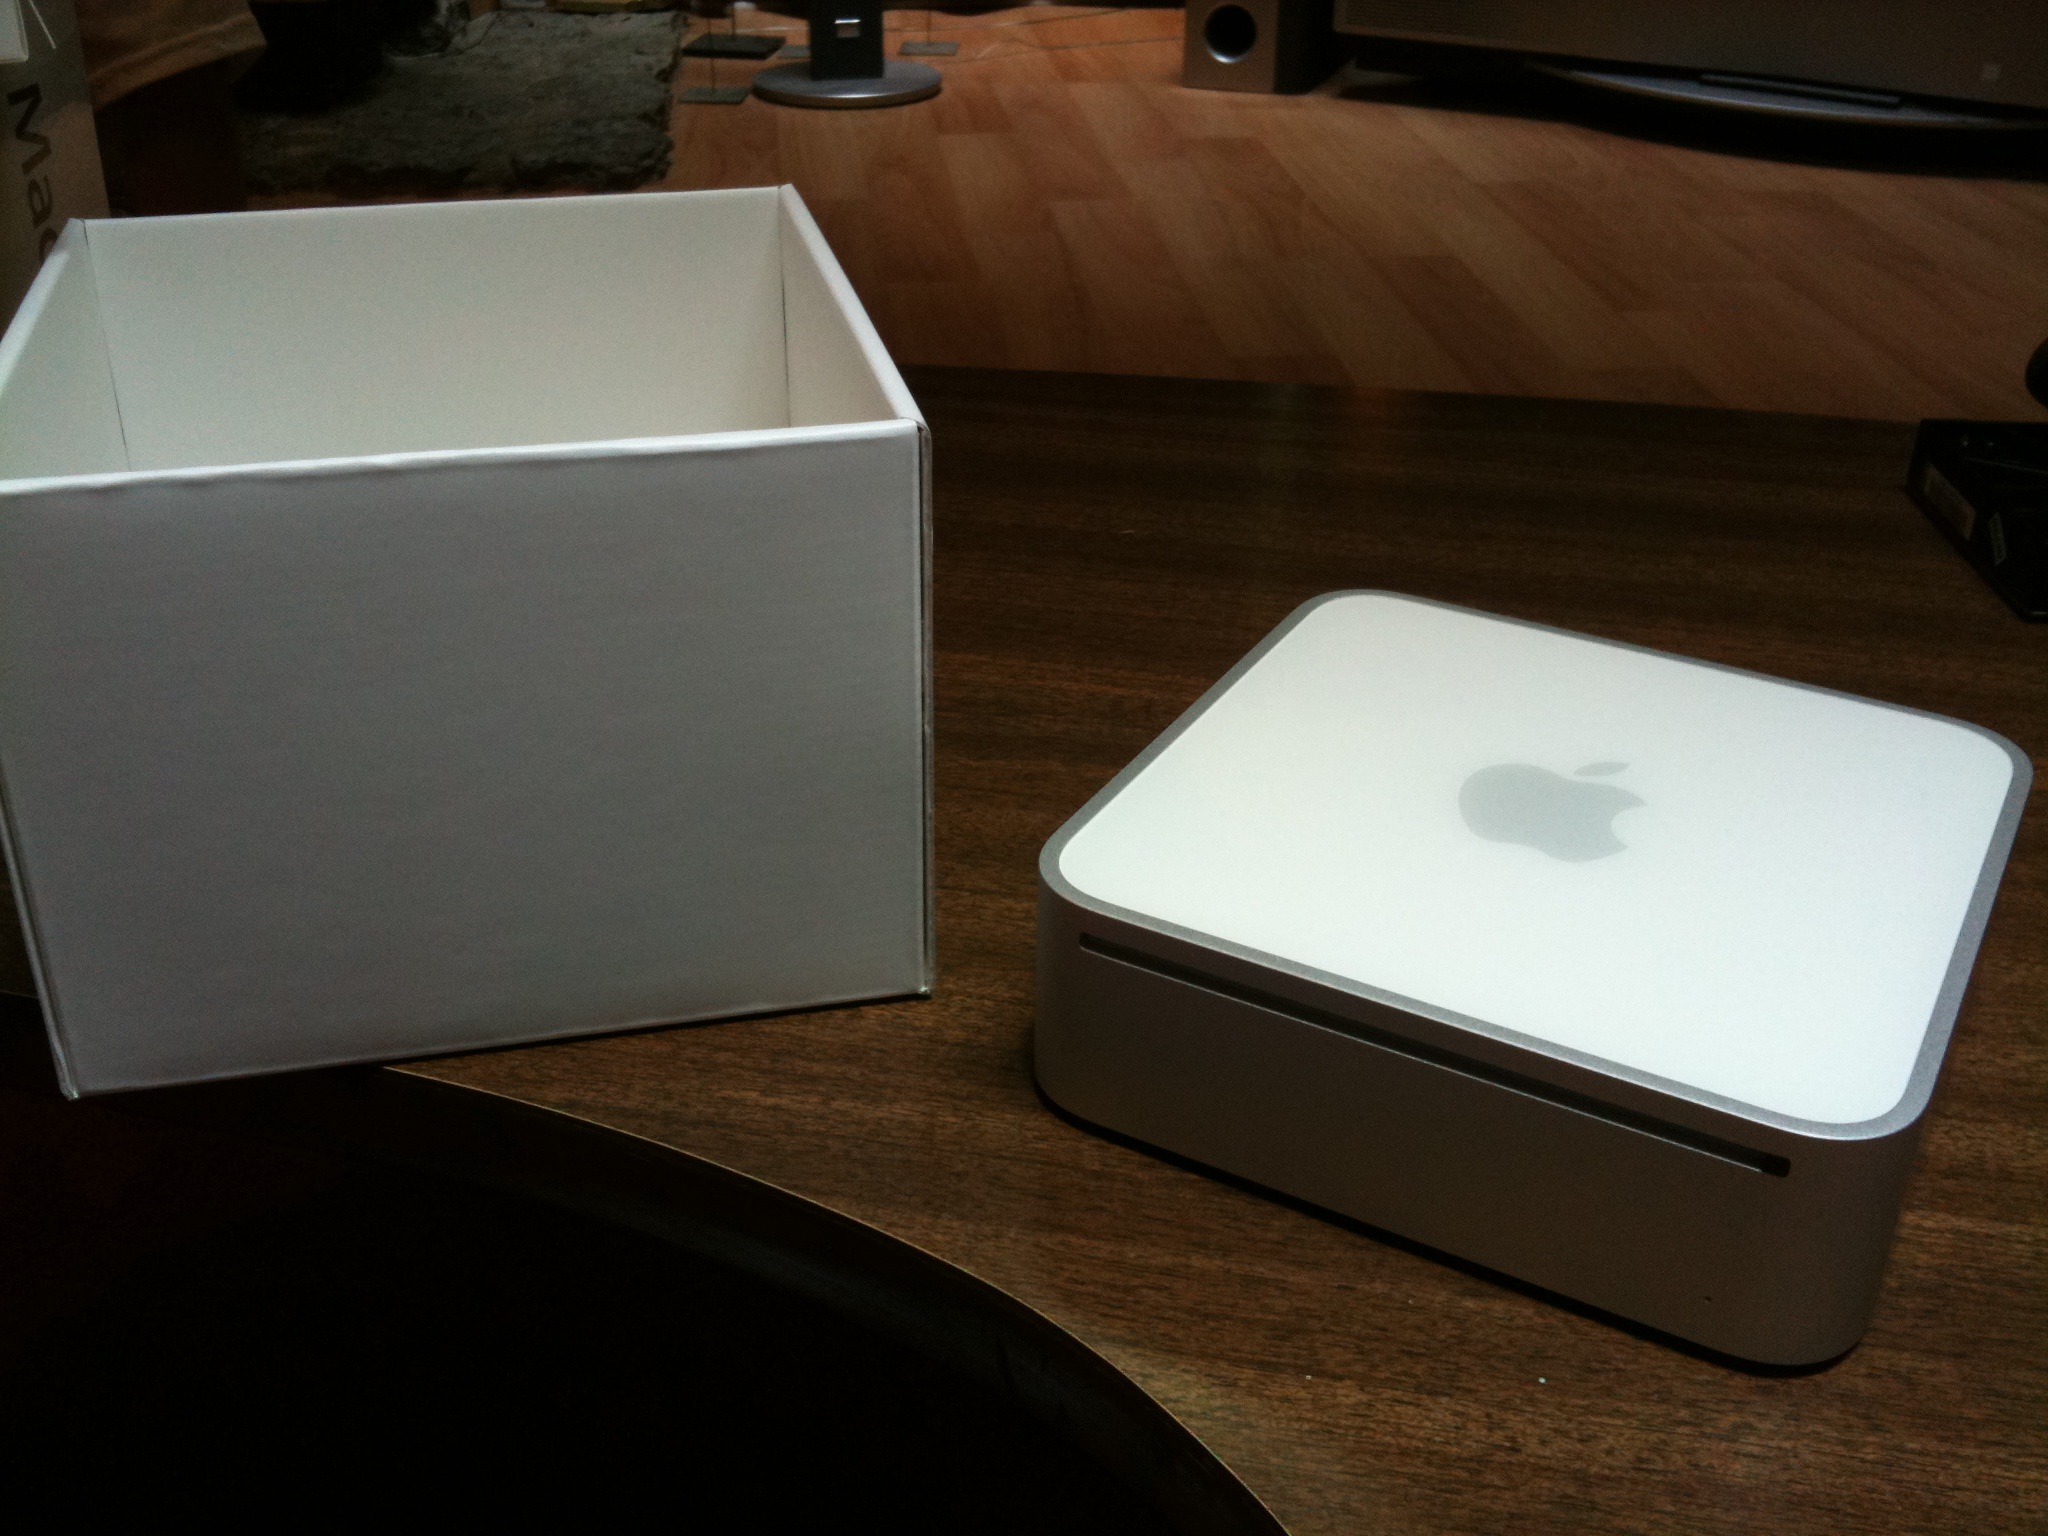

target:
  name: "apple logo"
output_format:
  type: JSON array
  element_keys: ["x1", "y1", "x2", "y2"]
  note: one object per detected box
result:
[{"x1": 1459, "y1": 761, "x2": 1643, "y2": 862}]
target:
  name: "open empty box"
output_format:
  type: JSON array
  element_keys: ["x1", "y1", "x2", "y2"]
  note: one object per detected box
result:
[
  {"x1": 1037, "y1": 593, "x2": 2029, "y2": 1363},
  {"x1": 0, "y1": 186, "x2": 931, "y2": 1094}
]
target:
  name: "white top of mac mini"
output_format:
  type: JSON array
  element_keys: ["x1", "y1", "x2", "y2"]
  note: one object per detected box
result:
[{"x1": 1051, "y1": 592, "x2": 2028, "y2": 1135}]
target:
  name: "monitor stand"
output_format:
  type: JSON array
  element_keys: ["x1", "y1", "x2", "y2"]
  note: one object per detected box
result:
[
  {"x1": 753, "y1": 62, "x2": 942, "y2": 108},
  {"x1": 753, "y1": 0, "x2": 942, "y2": 109}
]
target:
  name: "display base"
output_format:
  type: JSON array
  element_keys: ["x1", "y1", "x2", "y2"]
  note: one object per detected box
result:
[{"x1": 752, "y1": 60, "x2": 942, "y2": 108}]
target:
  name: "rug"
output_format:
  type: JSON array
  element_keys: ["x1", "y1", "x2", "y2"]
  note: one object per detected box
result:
[{"x1": 239, "y1": 11, "x2": 683, "y2": 196}]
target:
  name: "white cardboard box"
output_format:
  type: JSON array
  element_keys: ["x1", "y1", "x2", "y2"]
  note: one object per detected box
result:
[{"x1": 0, "y1": 186, "x2": 932, "y2": 1095}]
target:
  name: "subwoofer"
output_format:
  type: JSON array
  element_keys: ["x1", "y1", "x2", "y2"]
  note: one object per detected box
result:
[{"x1": 1183, "y1": 0, "x2": 1344, "y2": 94}]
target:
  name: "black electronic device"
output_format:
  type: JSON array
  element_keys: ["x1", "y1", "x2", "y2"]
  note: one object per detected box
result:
[
  {"x1": 1183, "y1": 0, "x2": 1344, "y2": 94},
  {"x1": 1908, "y1": 421, "x2": 2048, "y2": 622},
  {"x1": 1335, "y1": 0, "x2": 2047, "y2": 126},
  {"x1": 809, "y1": 0, "x2": 884, "y2": 78}
]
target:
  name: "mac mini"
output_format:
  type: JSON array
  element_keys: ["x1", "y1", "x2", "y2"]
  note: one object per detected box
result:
[{"x1": 1036, "y1": 593, "x2": 2029, "y2": 1364}]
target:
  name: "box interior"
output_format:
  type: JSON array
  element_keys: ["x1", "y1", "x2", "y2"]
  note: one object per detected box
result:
[{"x1": 0, "y1": 186, "x2": 904, "y2": 480}]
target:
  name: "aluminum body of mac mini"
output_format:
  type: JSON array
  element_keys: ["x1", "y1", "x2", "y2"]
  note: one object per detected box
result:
[{"x1": 1035, "y1": 593, "x2": 2029, "y2": 1364}]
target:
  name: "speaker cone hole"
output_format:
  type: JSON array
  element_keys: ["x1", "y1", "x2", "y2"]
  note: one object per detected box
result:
[{"x1": 1203, "y1": 4, "x2": 1258, "y2": 63}]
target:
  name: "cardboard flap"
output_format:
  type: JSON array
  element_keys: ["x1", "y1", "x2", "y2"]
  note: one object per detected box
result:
[
  {"x1": 78, "y1": 190, "x2": 793, "y2": 471},
  {"x1": 0, "y1": 225, "x2": 128, "y2": 481},
  {"x1": 778, "y1": 187, "x2": 921, "y2": 430}
]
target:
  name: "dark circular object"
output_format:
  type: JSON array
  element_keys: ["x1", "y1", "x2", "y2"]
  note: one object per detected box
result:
[
  {"x1": 0, "y1": 1170, "x2": 1182, "y2": 1529},
  {"x1": 1202, "y1": 4, "x2": 1258, "y2": 65},
  {"x1": 752, "y1": 60, "x2": 942, "y2": 109}
]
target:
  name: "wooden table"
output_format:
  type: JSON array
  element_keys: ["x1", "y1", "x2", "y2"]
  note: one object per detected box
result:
[{"x1": 156, "y1": 368, "x2": 2046, "y2": 1534}]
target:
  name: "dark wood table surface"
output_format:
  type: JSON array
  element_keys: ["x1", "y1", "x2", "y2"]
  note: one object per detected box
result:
[{"x1": 123, "y1": 369, "x2": 2048, "y2": 1532}]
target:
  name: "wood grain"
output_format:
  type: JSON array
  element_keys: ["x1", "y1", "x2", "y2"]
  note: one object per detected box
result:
[
  {"x1": 250, "y1": 5, "x2": 2048, "y2": 418},
  {"x1": 191, "y1": 370, "x2": 2038, "y2": 1535},
  {"x1": 657, "y1": 5, "x2": 2048, "y2": 420}
]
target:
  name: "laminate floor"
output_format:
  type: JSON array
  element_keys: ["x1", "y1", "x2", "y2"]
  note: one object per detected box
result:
[{"x1": 660, "y1": 4, "x2": 2048, "y2": 420}]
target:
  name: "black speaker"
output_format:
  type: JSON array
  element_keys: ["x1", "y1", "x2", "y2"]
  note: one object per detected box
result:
[{"x1": 1182, "y1": 0, "x2": 1344, "y2": 94}]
